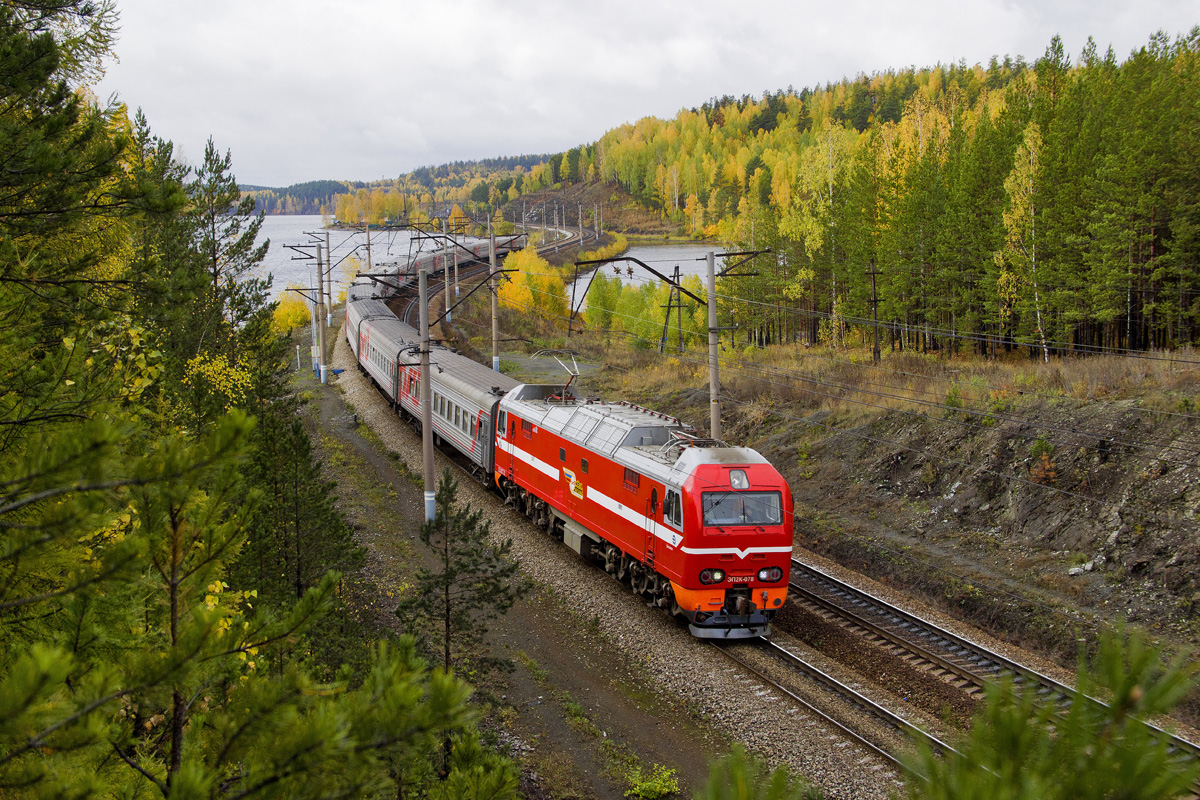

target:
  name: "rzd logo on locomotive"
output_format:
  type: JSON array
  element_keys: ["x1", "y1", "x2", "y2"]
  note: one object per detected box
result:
[{"x1": 562, "y1": 468, "x2": 585, "y2": 499}]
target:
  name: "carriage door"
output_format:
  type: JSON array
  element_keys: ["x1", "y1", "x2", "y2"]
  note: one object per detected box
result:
[
  {"x1": 644, "y1": 488, "x2": 658, "y2": 566},
  {"x1": 497, "y1": 410, "x2": 513, "y2": 477}
]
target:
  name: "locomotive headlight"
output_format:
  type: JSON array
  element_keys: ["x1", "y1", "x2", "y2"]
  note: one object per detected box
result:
[
  {"x1": 756, "y1": 567, "x2": 783, "y2": 582},
  {"x1": 699, "y1": 568, "x2": 726, "y2": 585}
]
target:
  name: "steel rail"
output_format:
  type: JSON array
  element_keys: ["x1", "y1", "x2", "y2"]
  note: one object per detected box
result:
[
  {"x1": 712, "y1": 639, "x2": 960, "y2": 782},
  {"x1": 790, "y1": 557, "x2": 1200, "y2": 768}
]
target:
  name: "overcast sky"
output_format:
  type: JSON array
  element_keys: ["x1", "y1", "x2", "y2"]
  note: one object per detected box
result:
[{"x1": 96, "y1": 0, "x2": 1198, "y2": 188}]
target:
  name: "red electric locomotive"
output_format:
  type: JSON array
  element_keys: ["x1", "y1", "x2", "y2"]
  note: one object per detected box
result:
[{"x1": 494, "y1": 384, "x2": 792, "y2": 638}]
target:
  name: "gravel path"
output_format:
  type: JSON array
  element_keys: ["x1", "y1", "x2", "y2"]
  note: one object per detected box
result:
[{"x1": 330, "y1": 329, "x2": 904, "y2": 800}]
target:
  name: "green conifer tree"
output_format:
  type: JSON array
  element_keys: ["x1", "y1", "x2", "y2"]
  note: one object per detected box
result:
[
  {"x1": 903, "y1": 630, "x2": 1199, "y2": 800},
  {"x1": 396, "y1": 469, "x2": 530, "y2": 674}
]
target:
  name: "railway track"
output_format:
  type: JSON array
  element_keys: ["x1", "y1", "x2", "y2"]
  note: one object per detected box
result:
[
  {"x1": 391, "y1": 225, "x2": 584, "y2": 326},
  {"x1": 713, "y1": 638, "x2": 959, "y2": 782},
  {"x1": 788, "y1": 557, "x2": 1200, "y2": 782}
]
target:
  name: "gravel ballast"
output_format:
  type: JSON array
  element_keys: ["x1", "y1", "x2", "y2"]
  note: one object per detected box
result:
[{"x1": 330, "y1": 329, "x2": 910, "y2": 799}]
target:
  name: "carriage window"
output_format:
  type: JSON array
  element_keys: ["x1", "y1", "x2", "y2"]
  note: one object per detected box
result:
[{"x1": 623, "y1": 468, "x2": 640, "y2": 492}]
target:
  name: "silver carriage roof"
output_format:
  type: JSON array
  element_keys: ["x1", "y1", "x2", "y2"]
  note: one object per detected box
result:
[
  {"x1": 348, "y1": 279, "x2": 519, "y2": 401},
  {"x1": 500, "y1": 384, "x2": 765, "y2": 481}
]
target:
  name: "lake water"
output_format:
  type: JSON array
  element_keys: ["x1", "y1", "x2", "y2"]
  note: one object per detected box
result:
[
  {"x1": 566, "y1": 242, "x2": 731, "y2": 311},
  {"x1": 250, "y1": 215, "x2": 421, "y2": 303},
  {"x1": 251, "y1": 217, "x2": 731, "y2": 310}
]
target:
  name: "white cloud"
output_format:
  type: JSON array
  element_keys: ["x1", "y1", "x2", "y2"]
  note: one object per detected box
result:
[{"x1": 97, "y1": 0, "x2": 1198, "y2": 186}]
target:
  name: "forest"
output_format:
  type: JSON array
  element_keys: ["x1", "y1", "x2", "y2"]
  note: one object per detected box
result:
[
  {"x1": 0, "y1": 3, "x2": 518, "y2": 797},
  {"x1": 241, "y1": 179, "x2": 348, "y2": 215},
  {"x1": 344, "y1": 31, "x2": 1200, "y2": 356},
  {"x1": 582, "y1": 32, "x2": 1200, "y2": 355},
  {"x1": 579, "y1": 33, "x2": 1200, "y2": 356}
]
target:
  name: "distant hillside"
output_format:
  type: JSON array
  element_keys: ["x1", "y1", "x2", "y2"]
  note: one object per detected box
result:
[
  {"x1": 241, "y1": 179, "x2": 349, "y2": 215},
  {"x1": 243, "y1": 155, "x2": 555, "y2": 216}
]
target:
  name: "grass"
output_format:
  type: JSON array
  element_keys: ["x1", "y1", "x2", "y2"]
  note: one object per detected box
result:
[{"x1": 516, "y1": 651, "x2": 680, "y2": 799}]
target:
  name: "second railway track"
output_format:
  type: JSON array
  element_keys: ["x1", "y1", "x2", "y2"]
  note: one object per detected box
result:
[{"x1": 788, "y1": 555, "x2": 1200, "y2": 783}]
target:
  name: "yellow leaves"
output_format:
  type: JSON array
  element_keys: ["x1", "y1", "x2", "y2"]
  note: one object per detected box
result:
[
  {"x1": 497, "y1": 247, "x2": 568, "y2": 321},
  {"x1": 205, "y1": 579, "x2": 228, "y2": 610},
  {"x1": 182, "y1": 352, "x2": 252, "y2": 411},
  {"x1": 272, "y1": 285, "x2": 312, "y2": 335},
  {"x1": 79, "y1": 506, "x2": 137, "y2": 565},
  {"x1": 447, "y1": 204, "x2": 469, "y2": 234}
]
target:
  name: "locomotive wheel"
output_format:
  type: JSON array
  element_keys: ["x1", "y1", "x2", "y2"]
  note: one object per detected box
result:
[
  {"x1": 603, "y1": 544, "x2": 619, "y2": 575},
  {"x1": 630, "y1": 566, "x2": 649, "y2": 595}
]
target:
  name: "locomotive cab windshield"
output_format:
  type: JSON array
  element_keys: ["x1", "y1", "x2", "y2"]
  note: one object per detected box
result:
[{"x1": 701, "y1": 490, "x2": 784, "y2": 528}]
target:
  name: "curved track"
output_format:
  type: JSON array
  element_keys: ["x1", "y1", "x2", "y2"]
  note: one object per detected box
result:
[
  {"x1": 789, "y1": 557, "x2": 1200, "y2": 783},
  {"x1": 393, "y1": 225, "x2": 585, "y2": 326}
]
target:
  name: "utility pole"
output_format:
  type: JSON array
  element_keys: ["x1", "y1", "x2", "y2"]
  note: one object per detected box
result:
[
  {"x1": 867, "y1": 258, "x2": 881, "y2": 365},
  {"x1": 452, "y1": 221, "x2": 459, "y2": 303},
  {"x1": 323, "y1": 237, "x2": 333, "y2": 326},
  {"x1": 676, "y1": 265, "x2": 684, "y2": 353},
  {"x1": 419, "y1": 267, "x2": 435, "y2": 522},
  {"x1": 707, "y1": 251, "x2": 720, "y2": 441},
  {"x1": 490, "y1": 231, "x2": 500, "y2": 372},
  {"x1": 658, "y1": 266, "x2": 681, "y2": 354},
  {"x1": 324, "y1": 230, "x2": 332, "y2": 315},
  {"x1": 442, "y1": 218, "x2": 451, "y2": 325},
  {"x1": 315, "y1": 243, "x2": 328, "y2": 384},
  {"x1": 365, "y1": 220, "x2": 373, "y2": 271}
]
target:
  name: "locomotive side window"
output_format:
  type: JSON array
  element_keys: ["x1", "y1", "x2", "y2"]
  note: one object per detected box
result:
[
  {"x1": 623, "y1": 468, "x2": 640, "y2": 492},
  {"x1": 559, "y1": 448, "x2": 566, "y2": 462},
  {"x1": 498, "y1": 410, "x2": 506, "y2": 434},
  {"x1": 581, "y1": 458, "x2": 588, "y2": 474},
  {"x1": 665, "y1": 489, "x2": 682, "y2": 528}
]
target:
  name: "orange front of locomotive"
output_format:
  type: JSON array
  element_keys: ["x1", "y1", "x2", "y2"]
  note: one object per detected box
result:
[{"x1": 671, "y1": 459, "x2": 793, "y2": 638}]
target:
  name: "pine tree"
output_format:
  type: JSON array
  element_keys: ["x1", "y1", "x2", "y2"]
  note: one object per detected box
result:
[
  {"x1": 396, "y1": 469, "x2": 530, "y2": 675},
  {"x1": 902, "y1": 629, "x2": 1199, "y2": 800}
]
